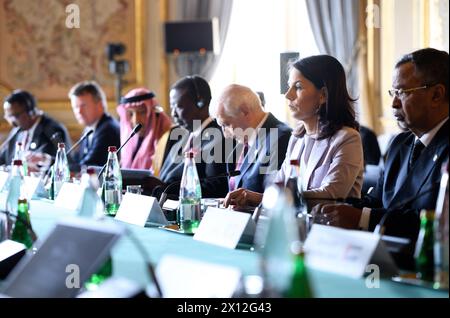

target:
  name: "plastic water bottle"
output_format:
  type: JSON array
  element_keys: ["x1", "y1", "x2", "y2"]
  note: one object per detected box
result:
[
  {"x1": 78, "y1": 167, "x2": 104, "y2": 219},
  {"x1": 53, "y1": 143, "x2": 70, "y2": 197},
  {"x1": 102, "y1": 146, "x2": 122, "y2": 216},
  {"x1": 178, "y1": 151, "x2": 202, "y2": 234},
  {"x1": 12, "y1": 142, "x2": 28, "y2": 176}
]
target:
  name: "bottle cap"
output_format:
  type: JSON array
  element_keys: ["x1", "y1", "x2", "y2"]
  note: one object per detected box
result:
[
  {"x1": 290, "y1": 159, "x2": 300, "y2": 166},
  {"x1": 58, "y1": 143, "x2": 65, "y2": 148},
  {"x1": 184, "y1": 151, "x2": 194, "y2": 158},
  {"x1": 13, "y1": 159, "x2": 23, "y2": 166},
  {"x1": 86, "y1": 167, "x2": 96, "y2": 175},
  {"x1": 420, "y1": 209, "x2": 435, "y2": 221},
  {"x1": 16, "y1": 141, "x2": 23, "y2": 146},
  {"x1": 108, "y1": 146, "x2": 117, "y2": 152}
]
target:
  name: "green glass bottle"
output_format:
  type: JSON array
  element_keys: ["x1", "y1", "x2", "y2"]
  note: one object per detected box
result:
[
  {"x1": 85, "y1": 257, "x2": 113, "y2": 291},
  {"x1": 284, "y1": 249, "x2": 313, "y2": 298},
  {"x1": 415, "y1": 210, "x2": 435, "y2": 281},
  {"x1": 11, "y1": 198, "x2": 34, "y2": 249}
]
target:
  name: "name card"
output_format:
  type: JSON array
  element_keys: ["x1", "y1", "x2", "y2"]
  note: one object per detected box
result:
[
  {"x1": 162, "y1": 199, "x2": 179, "y2": 210},
  {"x1": 54, "y1": 183, "x2": 84, "y2": 212},
  {"x1": 156, "y1": 254, "x2": 241, "y2": 298},
  {"x1": 193, "y1": 207, "x2": 255, "y2": 249},
  {"x1": 23, "y1": 176, "x2": 45, "y2": 200},
  {"x1": 115, "y1": 193, "x2": 168, "y2": 227},
  {"x1": 304, "y1": 224, "x2": 398, "y2": 278},
  {"x1": 0, "y1": 171, "x2": 9, "y2": 191}
]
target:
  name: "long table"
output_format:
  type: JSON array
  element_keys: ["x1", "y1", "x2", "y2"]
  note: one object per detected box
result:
[{"x1": 12, "y1": 198, "x2": 450, "y2": 298}]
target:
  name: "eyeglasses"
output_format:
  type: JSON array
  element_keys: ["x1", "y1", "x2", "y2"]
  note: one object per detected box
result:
[{"x1": 388, "y1": 84, "x2": 435, "y2": 99}]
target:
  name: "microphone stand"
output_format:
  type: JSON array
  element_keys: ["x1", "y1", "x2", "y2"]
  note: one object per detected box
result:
[
  {"x1": 42, "y1": 130, "x2": 94, "y2": 186},
  {"x1": 97, "y1": 124, "x2": 142, "y2": 180}
]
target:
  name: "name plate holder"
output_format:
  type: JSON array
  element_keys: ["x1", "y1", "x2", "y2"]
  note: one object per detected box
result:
[
  {"x1": 304, "y1": 224, "x2": 399, "y2": 278},
  {"x1": 115, "y1": 193, "x2": 168, "y2": 227},
  {"x1": 53, "y1": 182, "x2": 84, "y2": 212},
  {"x1": 193, "y1": 207, "x2": 256, "y2": 249}
]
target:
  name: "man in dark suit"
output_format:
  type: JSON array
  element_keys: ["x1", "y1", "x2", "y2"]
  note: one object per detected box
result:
[
  {"x1": 158, "y1": 75, "x2": 232, "y2": 198},
  {"x1": 211, "y1": 84, "x2": 291, "y2": 204},
  {"x1": 315, "y1": 48, "x2": 449, "y2": 244},
  {"x1": 68, "y1": 81, "x2": 120, "y2": 171},
  {"x1": 0, "y1": 90, "x2": 71, "y2": 172}
]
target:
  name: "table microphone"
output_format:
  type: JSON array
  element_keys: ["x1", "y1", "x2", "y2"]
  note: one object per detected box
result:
[
  {"x1": 97, "y1": 124, "x2": 142, "y2": 179},
  {"x1": 158, "y1": 170, "x2": 241, "y2": 207},
  {"x1": 66, "y1": 129, "x2": 94, "y2": 156}
]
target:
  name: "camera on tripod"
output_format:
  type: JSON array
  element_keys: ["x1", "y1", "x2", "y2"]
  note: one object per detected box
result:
[
  {"x1": 106, "y1": 43, "x2": 129, "y2": 76},
  {"x1": 106, "y1": 43, "x2": 129, "y2": 104}
]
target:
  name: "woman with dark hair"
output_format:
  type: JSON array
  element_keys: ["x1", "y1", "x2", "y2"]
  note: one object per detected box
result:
[{"x1": 224, "y1": 55, "x2": 363, "y2": 207}]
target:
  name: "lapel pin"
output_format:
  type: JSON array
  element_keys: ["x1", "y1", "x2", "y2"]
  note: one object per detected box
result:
[
  {"x1": 30, "y1": 142, "x2": 37, "y2": 150},
  {"x1": 433, "y1": 154, "x2": 438, "y2": 162}
]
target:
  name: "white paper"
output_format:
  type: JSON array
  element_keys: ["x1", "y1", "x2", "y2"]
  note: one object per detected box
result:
[
  {"x1": 193, "y1": 207, "x2": 252, "y2": 249},
  {"x1": 23, "y1": 176, "x2": 43, "y2": 200},
  {"x1": 156, "y1": 254, "x2": 241, "y2": 298},
  {"x1": 162, "y1": 199, "x2": 179, "y2": 210},
  {"x1": 115, "y1": 193, "x2": 168, "y2": 226},
  {"x1": 304, "y1": 224, "x2": 381, "y2": 278},
  {"x1": 54, "y1": 182, "x2": 84, "y2": 211}
]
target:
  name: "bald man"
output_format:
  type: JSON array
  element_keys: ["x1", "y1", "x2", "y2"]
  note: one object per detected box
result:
[{"x1": 211, "y1": 84, "x2": 292, "y2": 199}]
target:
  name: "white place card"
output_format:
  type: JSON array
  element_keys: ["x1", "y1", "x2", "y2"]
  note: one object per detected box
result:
[
  {"x1": 0, "y1": 171, "x2": 9, "y2": 191},
  {"x1": 156, "y1": 254, "x2": 241, "y2": 298},
  {"x1": 23, "y1": 176, "x2": 45, "y2": 200},
  {"x1": 304, "y1": 224, "x2": 398, "y2": 278},
  {"x1": 115, "y1": 193, "x2": 168, "y2": 227},
  {"x1": 193, "y1": 207, "x2": 255, "y2": 249},
  {"x1": 162, "y1": 199, "x2": 179, "y2": 210},
  {"x1": 54, "y1": 182, "x2": 84, "y2": 212}
]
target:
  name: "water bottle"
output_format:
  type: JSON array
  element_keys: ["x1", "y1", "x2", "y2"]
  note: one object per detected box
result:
[
  {"x1": 102, "y1": 146, "x2": 122, "y2": 216},
  {"x1": 12, "y1": 141, "x2": 28, "y2": 176},
  {"x1": 178, "y1": 151, "x2": 202, "y2": 234},
  {"x1": 6, "y1": 160, "x2": 26, "y2": 216},
  {"x1": 53, "y1": 143, "x2": 70, "y2": 197},
  {"x1": 286, "y1": 159, "x2": 309, "y2": 244},
  {"x1": 257, "y1": 185, "x2": 313, "y2": 297},
  {"x1": 78, "y1": 167, "x2": 104, "y2": 219}
]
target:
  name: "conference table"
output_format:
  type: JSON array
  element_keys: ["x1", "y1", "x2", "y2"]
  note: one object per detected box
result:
[{"x1": 5, "y1": 197, "x2": 449, "y2": 298}]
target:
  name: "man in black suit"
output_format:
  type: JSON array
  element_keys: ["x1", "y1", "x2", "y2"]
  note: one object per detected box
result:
[
  {"x1": 158, "y1": 75, "x2": 232, "y2": 198},
  {"x1": 211, "y1": 84, "x2": 291, "y2": 203},
  {"x1": 0, "y1": 90, "x2": 71, "y2": 172},
  {"x1": 315, "y1": 48, "x2": 449, "y2": 244},
  {"x1": 68, "y1": 81, "x2": 120, "y2": 171}
]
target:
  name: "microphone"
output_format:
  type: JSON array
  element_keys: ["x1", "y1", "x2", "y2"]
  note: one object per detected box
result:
[
  {"x1": 67, "y1": 129, "x2": 94, "y2": 156},
  {"x1": 158, "y1": 170, "x2": 241, "y2": 207},
  {"x1": 0, "y1": 128, "x2": 22, "y2": 153},
  {"x1": 373, "y1": 183, "x2": 440, "y2": 235},
  {"x1": 97, "y1": 124, "x2": 142, "y2": 179}
]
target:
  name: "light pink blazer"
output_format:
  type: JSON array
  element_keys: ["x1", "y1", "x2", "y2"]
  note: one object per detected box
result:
[{"x1": 274, "y1": 126, "x2": 364, "y2": 199}]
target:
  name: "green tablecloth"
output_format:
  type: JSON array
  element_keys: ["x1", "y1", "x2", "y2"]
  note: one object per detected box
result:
[{"x1": 22, "y1": 199, "x2": 449, "y2": 298}]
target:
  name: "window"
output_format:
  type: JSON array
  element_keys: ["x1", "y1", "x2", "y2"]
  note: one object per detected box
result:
[{"x1": 210, "y1": 0, "x2": 319, "y2": 123}]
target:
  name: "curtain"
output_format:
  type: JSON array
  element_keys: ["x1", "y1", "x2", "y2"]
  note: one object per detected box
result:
[
  {"x1": 168, "y1": 0, "x2": 233, "y2": 80},
  {"x1": 305, "y1": 0, "x2": 361, "y2": 99}
]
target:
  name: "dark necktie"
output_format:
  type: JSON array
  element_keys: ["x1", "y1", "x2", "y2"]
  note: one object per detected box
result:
[
  {"x1": 228, "y1": 142, "x2": 249, "y2": 191},
  {"x1": 409, "y1": 139, "x2": 425, "y2": 169}
]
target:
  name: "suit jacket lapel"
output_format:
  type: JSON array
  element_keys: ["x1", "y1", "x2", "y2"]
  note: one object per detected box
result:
[
  {"x1": 303, "y1": 138, "x2": 328, "y2": 189},
  {"x1": 388, "y1": 122, "x2": 449, "y2": 208}
]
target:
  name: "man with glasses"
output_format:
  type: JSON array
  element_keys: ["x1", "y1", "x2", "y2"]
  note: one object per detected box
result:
[
  {"x1": 313, "y1": 48, "x2": 449, "y2": 249},
  {"x1": 0, "y1": 90, "x2": 71, "y2": 172}
]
